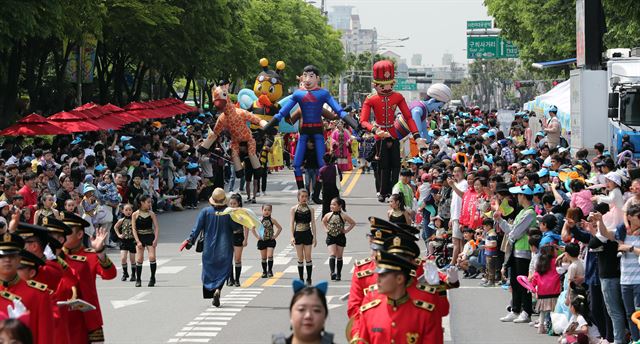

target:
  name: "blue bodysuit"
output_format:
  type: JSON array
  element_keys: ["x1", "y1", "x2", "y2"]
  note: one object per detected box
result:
[{"x1": 275, "y1": 88, "x2": 348, "y2": 188}]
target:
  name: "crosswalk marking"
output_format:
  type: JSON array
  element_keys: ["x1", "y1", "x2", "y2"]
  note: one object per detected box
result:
[
  {"x1": 157, "y1": 266, "x2": 186, "y2": 274},
  {"x1": 323, "y1": 257, "x2": 353, "y2": 265},
  {"x1": 273, "y1": 257, "x2": 291, "y2": 265},
  {"x1": 168, "y1": 287, "x2": 263, "y2": 343}
]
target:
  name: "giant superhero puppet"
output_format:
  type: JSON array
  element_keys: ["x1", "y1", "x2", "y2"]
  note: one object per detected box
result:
[
  {"x1": 201, "y1": 84, "x2": 268, "y2": 178},
  {"x1": 359, "y1": 60, "x2": 424, "y2": 202},
  {"x1": 237, "y1": 58, "x2": 286, "y2": 165},
  {"x1": 263, "y1": 65, "x2": 359, "y2": 189}
]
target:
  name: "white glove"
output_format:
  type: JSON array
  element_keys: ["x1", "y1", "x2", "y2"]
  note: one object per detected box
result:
[
  {"x1": 447, "y1": 265, "x2": 459, "y2": 284},
  {"x1": 423, "y1": 260, "x2": 440, "y2": 285},
  {"x1": 44, "y1": 245, "x2": 56, "y2": 260},
  {"x1": 7, "y1": 299, "x2": 27, "y2": 319}
]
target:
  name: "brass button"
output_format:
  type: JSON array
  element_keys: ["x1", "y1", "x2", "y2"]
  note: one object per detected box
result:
[
  {"x1": 391, "y1": 322, "x2": 396, "y2": 327},
  {"x1": 393, "y1": 307, "x2": 397, "y2": 311},
  {"x1": 391, "y1": 340, "x2": 395, "y2": 344}
]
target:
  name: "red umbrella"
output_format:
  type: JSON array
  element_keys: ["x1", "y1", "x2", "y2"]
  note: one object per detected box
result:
[
  {"x1": 0, "y1": 114, "x2": 71, "y2": 136},
  {"x1": 48, "y1": 111, "x2": 102, "y2": 132},
  {"x1": 100, "y1": 103, "x2": 139, "y2": 124},
  {"x1": 124, "y1": 102, "x2": 158, "y2": 119},
  {"x1": 73, "y1": 106, "x2": 123, "y2": 129}
]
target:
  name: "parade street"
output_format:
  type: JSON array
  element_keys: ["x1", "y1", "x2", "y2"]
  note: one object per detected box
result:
[{"x1": 97, "y1": 170, "x2": 555, "y2": 344}]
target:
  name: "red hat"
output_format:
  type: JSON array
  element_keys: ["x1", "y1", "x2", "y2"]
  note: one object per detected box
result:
[{"x1": 373, "y1": 60, "x2": 395, "y2": 85}]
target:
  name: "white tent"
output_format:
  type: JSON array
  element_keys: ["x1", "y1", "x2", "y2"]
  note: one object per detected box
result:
[{"x1": 523, "y1": 80, "x2": 571, "y2": 135}]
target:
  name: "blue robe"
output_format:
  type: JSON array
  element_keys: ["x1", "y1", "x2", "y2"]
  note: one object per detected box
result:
[{"x1": 188, "y1": 206, "x2": 233, "y2": 295}]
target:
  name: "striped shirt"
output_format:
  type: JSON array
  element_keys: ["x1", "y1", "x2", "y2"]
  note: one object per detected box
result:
[{"x1": 618, "y1": 228, "x2": 640, "y2": 285}]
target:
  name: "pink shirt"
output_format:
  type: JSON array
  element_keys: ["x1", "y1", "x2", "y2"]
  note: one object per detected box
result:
[{"x1": 570, "y1": 189, "x2": 593, "y2": 217}]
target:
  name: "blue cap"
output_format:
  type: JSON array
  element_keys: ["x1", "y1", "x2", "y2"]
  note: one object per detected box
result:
[
  {"x1": 140, "y1": 155, "x2": 151, "y2": 165},
  {"x1": 548, "y1": 105, "x2": 558, "y2": 113},
  {"x1": 95, "y1": 164, "x2": 107, "y2": 172},
  {"x1": 603, "y1": 150, "x2": 611, "y2": 157},
  {"x1": 71, "y1": 137, "x2": 82, "y2": 145},
  {"x1": 533, "y1": 184, "x2": 545, "y2": 194},
  {"x1": 476, "y1": 124, "x2": 489, "y2": 130},
  {"x1": 194, "y1": 119, "x2": 203, "y2": 125},
  {"x1": 485, "y1": 154, "x2": 494, "y2": 164},
  {"x1": 499, "y1": 139, "x2": 509, "y2": 147},
  {"x1": 174, "y1": 176, "x2": 187, "y2": 184},
  {"x1": 124, "y1": 144, "x2": 136, "y2": 151},
  {"x1": 185, "y1": 118, "x2": 191, "y2": 124},
  {"x1": 120, "y1": 136, "x2": 132, "y2": 142},
  {"x1": 521, "y1": 148, "x2": 537, "y2": 155},
  {"x1": 538, "y1": 169, "x2": 549, "y2": 177},
  {"x1": 83, "y1": 183, "x2": 96, "y2": 194},
  {"x1": 198, "y1": 113, "x2": 206, "y2": 118},
  {"x1": 509, "y1": 185, "x2": 534, "y2": 195},
  {"x1": 535, "y1": 131, "x2": 546, "y2": 137},
  {"x1": 467, "y1": 128, "x2": 478, "y2": 135},
  {"x1": 520, "y1": 159, "x2": 531, "y2": 165},
  {"x1": 186, "y1": 162, "x2": 199, "y2": 170},
  {"x1": 409, "y1": 157, "x2": 423, "y2": 165},
  {"x1": 549, "y1": 171, "x2": 559, "y2": 177}
]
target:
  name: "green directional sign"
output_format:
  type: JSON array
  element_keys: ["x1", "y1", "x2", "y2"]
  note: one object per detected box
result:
[
  {"x1": 467, "y1": 36, "x2": 519, "y2": 59},
  {"x1": 395, "y1": 78, "x2": 417, "y2": 91},
  {"x1": 467, "y1": 20, "x2": 492, "y2": 29}
]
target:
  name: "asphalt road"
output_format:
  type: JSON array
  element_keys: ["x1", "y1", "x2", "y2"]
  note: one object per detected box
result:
[{"x1": 97, "y1": 169, "x2": 556, "y2": 344}]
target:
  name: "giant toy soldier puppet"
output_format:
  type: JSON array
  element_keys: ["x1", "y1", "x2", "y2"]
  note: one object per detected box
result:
[{"x1": 359, "y1": 60, "x2": 424, "y2": 203}]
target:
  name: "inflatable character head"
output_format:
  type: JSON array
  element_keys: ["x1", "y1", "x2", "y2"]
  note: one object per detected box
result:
[
  {"x1": 372, "y1": 60, "x2": 395, "y2": 96},
  {"x1": 301, "y1": 65, "x2": 321, "y2": 90},
  {"x1": 212, "y1": 84, "x2": 230, "y2": 111},
  {"x1": 253, "y1": 58, "x2": 286, "y2": 103}
]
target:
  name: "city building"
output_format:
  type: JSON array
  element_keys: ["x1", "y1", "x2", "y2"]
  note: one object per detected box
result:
[
  {"x1": 328, "y1": 6, "x2": 377, "y2": 55},
  {"x1": 411, "y1": 54, "x2": 422, "y2": 67}
]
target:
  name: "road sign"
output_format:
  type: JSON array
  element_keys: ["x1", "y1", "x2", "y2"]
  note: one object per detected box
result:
[
  {"x1": 467, "y1": 36, "x2": 519, "y2": 59},
  {"x1": 467, "y1": 20, "x2": 492, "y2": 29},
  {"x1": 394, "y1": 78, "x2": 417, "y2": 91}
]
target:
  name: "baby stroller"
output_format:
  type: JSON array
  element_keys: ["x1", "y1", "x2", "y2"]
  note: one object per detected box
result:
[{"x1": 426, "y1": 233, "x2": 453, "y2": 269}]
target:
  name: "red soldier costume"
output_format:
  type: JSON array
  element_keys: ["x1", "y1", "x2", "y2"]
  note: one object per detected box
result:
[
  {"x1": 350, "y1": 250, "x2": 438, "y2": 344},
  {"x1": 63, "y1": 246, "x2": 116, "y2": 343},
  {"x1": 42, "y1": 216, "x2": 79, "y2": 344},
  {"x1": 347, "y1": 257, "x2": 376, "y2": 318},
  {"x1": 61, "y1": 212, "x2": 116, "y2": 343},
  {"x1": 0, "y1": 233, "x2": 54, "y2": 344},
  {"x1": 359, "y1": 60, "x2": 421, "y2": 202}
]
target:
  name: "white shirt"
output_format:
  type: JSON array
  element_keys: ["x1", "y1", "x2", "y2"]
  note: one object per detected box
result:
[{"x1": 450, "y1": 179, "x2": 468, "y2": 220}]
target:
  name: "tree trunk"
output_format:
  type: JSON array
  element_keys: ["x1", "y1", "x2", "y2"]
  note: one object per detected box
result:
[
  {"x1": 1, "y1": 43, "x2": 22, "y2": 127},
  {"x1": 132, "y1": 63, "x2": 147, "y2": 101}
]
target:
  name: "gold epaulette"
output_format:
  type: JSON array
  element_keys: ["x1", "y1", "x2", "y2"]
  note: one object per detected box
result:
[
  {"x1": 355, "y1": 257, "x2": 371, "y2": 267},
  {"x1": 84, "y1": 248, "x2": 96, "y2": 253},
  {"x1": 413, "y1": 299, "x2": 435, "y2": 312},
  {"x1": 416, "y1": 283, "x2": 449, "y2": 294},
  {"x1": 70, "y1": 255, "x2": 87, "y2": 262},
  {"x1": 27, "y1": 280, "x2": 48, "y2": 292},
  {"x1": 359, "y1": 299, "x2": 381, "y2": 313},
  {"x1": 356, "y1": 269, "x2": 373, "y2": 279},
  {"x1": 362, "y1": 284, "x2": 378, "y2": 296},
  {"x1": 56, "y1": 256, "x2": 68, "y2": 269},
  {"x1": 0, "y1": 291, "x2": 20, "y2": 302}
]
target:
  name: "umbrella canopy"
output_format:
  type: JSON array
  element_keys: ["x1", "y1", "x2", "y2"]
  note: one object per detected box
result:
[
  {"x1": 123, "y1": 102, "x2": 157, "y2": 119},
  {"x1": 72, "y1": 106, "x2": 122, "y2": 129},
  {"x1": 48, "y1": 111, "x2": 102, "y2": 132},
  {"x1": 100, "y1": 103, "x2": 139, "y2": 124},
  {"x1": 0, "y1": 114, "x2": 71, "y2": 136}
]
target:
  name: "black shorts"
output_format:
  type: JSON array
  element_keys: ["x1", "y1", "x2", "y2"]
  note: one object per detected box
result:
[
  {"x1": 257, "y1": 239, "x2": 276, "y2": 250},
  {"x1": 326, "y1": 233, "x2": 346, "y2": 247},
  {"x1": 119, "y1": 238, "x2": 136, "y2": 253},
  {"x1": 294, "y1": 230, "x2": 313, "y2": 246},
  {"x1": 233, "y1": 232, "x2": 245, "y2": 247},
  {"x1": 244, "y1": 161, "x2": 255, "y2": 182},
  {"x1": 138, "y1": 234, "x2": 155, "y2": 247}
]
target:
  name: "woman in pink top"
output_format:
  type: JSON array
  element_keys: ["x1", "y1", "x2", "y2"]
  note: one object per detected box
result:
[{"x1": 569, "y1": 179, "x2": 593, "y2": 217}]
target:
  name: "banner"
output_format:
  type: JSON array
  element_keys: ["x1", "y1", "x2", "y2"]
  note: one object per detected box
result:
[{"x1": 65, "y1": 35, "x2": 97, "y2": 83}]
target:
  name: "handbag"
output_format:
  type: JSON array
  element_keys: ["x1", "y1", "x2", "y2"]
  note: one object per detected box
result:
[{"x1": 195, "y1": 231, "x2": 204, "y2": 252}]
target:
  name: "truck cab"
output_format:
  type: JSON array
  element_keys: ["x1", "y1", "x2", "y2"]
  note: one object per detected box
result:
[{"x1": 606, "y1": 49, "x2": 640, "y2": 158}]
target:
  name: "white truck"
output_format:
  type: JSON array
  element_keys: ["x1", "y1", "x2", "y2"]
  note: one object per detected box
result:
[{"x1": 606, "y1": 48, "x2": 640, "y2": 158}]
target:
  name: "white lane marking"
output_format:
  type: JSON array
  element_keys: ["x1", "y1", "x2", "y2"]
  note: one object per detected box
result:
[
  {"x1": 111, "y1": 291, "x2": 150, "y2": 309},
  {"x1": 273, "y1": 257, "x2": 292, "y2": 265},
  {"x1": 323, "y1": 256, "x2": 352, "y2": 265},
  {"x1": 443, "y1": 315, "x2": 452, "y2": 342},
  {"x1": 157, "y1": 266, "x2": 186, "y2": 274},
  {"x1": 283, "y1": 265, "x2": 299, "y2": 274},
  {"x1": 168, "y1": 290, "x2": 263, "y2": 342}
]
